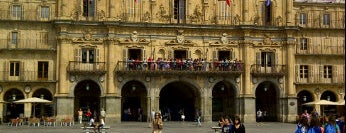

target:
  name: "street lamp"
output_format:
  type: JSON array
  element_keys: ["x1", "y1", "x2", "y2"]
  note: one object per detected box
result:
[
  {"x1": 221, "y1": 85, "x2": 224, "y2": 91},
  {"x1": 12, "y1": 94, "x2": 16, "y2": 101},
  {"x1": 132, "y1": 85, "x2": 136, "y2": 91},
  {"x1": 264, "y1": 87, "x2": 268, "y2": 92},
  {"x1": 327, "y1": 96, "x2": 330, "y2": 101},
  {"x1": 303, "y1": 96, "x2": 307, "y2": 102},
  {"x1": 40, "y1": 94, "x2": 44, "y2": 99},
  {"x1": 86, "y1": 83, "x2": 90, "y2": 91}
]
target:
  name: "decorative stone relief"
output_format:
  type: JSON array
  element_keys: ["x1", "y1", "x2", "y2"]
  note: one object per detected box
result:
[
  {"x1": 131, "y1": 31, "x2": 138, "y2": 42},
  {"x1": 190, "y1": 5, "x2": 203, "y2": 23},
  {"x1": 143, "y1": 11, "x2": 150, "y2": 22},
  {"x1": 234, "y1": 14, "x2": 240, "y2": 25},
  {"x1": 176, "y1": 30, "x2": 185, "y2": 44},
  {"x1": 98, "y1": 10, "x2": 106, "y2": 21},
  {"x1": 220, "y1": 33, "x2": 228, "y2": 44},
  {"x1": 263, "y1": 36, "x2": 272, "y2": 45},
  {"x1": 157, "y1": 4, "x2": 170, "y2": 22}
]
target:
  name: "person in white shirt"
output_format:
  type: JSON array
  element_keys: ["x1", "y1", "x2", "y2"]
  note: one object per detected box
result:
[
  {"x1": 95, "y1": 116, "x2": 105, "y2": 133},
  {"x1": 89, "y1": 116, "x2": 96, "y2": 127}
]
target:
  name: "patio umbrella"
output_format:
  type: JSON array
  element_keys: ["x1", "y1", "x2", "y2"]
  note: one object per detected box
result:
[
  {"x1": 14, "y1": 97, "x2": 52, "y2": 117},
  {"x1": 337, "y1": 100, "x2": 345, "y2": 105},
  {"x1": 303, "y1": 100, "x2": 340, "y2": 116}
]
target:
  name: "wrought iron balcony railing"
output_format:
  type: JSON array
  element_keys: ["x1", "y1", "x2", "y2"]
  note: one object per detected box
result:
[
  {"x1": 0, "y1": 71, "x2": 55, "y2": 81},
  {"x1": 67, "y1": 61, "x2": 106, "y2": 74},
  {"x1": 0, "y1": 39, "x2": 56, "y2": 50},
  {"x1": 250, "y1": 64, "x2": 286, "y2": 76},
  {"x1": 115, "y1": 61, "x2": 244, "y2": 76}
]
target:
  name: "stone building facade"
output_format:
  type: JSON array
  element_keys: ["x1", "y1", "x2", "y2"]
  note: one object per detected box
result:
[{"x1": 0, "y1": 0, "x2": 344, "y2": 124}]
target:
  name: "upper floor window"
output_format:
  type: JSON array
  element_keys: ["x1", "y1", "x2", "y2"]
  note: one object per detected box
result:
[
  {"x1": 10, "y1": 62, "x2": 20, "y2": 76},
  {"x1": 299, "y1": 13, "x2": 307, "y2": 25},
  {"x1": 83, "y1": 0, "x2": 95, "y2": 17},
  {"x1": 11, "y1": 32, "x2": 18, "y2": 45},
  {"x1": 174, "y1": 0, "x2": 186, "y2": 23},
  {"x1": 217, "y1": 1, "x2": 230, "y2": 20},
  {"x1": 323, "y1": 65, "x2": 332, "y2": 78},
  {"x1": 299, "y1": 65, "x2": 309, "y2": 78},
  {"x1": 41, "y1": 6, "x2": 50, "y2": 18},
  {"x1": 12, "y1": 5, "x2": 22, "y2": 18},
  {"x1": 323, "y1": 14, "x2": 330, "y2": 25},
  {"x1": 264, "y1": 2, "x2": 271, "y2": 25},
  {"x1": 38, "y1": 62, "x2": 48, "y2": 79},
  {"x1": 261, "y1": 52, "x2": 274, "y2": 67},
  {"x1": 82, "y1": 49, "x2": 95, "y2": 63},
  {"x1": 300, "y1": 38, "x2": 308, "y2": 50}
]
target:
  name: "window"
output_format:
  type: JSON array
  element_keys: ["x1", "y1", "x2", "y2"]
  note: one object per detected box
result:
[
  {"x1": 82, "y1": 49, "x2": 95, "y2": 63},
  {"x1": 174, "y1": 0, "x2": 186, "y2": 23},
  {"x1": 11, "y1": 32, "x2": 18, "y2": 45},
  {"x1": 10, "y1": 62, "x2": 20, "y2": 76},
  {"x1": 217, "y1": 1, "x2": 230, "y2": 20},
  {"x1": 261, "y1": 52, "x2": 274, "y2": 67},
  {"x1": 12, "y1": 5, "x2": 22, "y2": 18},
  {"x1": 323, "y1": 14, "x2": 330, "y2": 25},
  {"x1": 299, "y1": 13, "x2": 307, "y2": 25},
  {"x1": 83, "y1": 0, "x2": 95, "y2": 17},
  {"x1": 264, "y1": 2, "x2": 271, "y2": 25},
  {"x1": 300, "y1": 38, "x2": 308, "y2": 50},
  {"x1": 38, "y1": 62, "x2": 48, "y2": 79},
  {"x1": 299, "y1": 65, "x2": 309, "y2": 78},
  {"x1": 41, "y1": 6, "x2": 50, "y2": 18},
  {"x1": 323, "y1": 65, "x2": 332, "y2": 78}
]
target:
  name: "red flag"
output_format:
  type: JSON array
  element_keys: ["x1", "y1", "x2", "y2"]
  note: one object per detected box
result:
[
  {"x1": 135, "y1": 0, "x2": 137, "y2": 3},
  {"x1": 226, "y1": 0, "x2": 231, "y2": 7}
]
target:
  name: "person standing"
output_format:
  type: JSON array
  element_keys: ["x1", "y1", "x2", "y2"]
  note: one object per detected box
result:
[
  {"x1": 232, "y1": 116, "x2": 245, "y2": 133},
  {"x1": 86, "y1": 108, "x2": 92, "y2": 121},
  {"x1": 256, "y1": 109, "x2": 263, "y2": 126},
  {"x1": 78, "y1": 108, "x2": 83, "y2": 124},
  {"x1": 152, "y1": 112, "x2": 163, "y2": 133},
  {"x1": 100, "y1": 108, "x2": 106, "y2": 122},
  {"x1": 95, "y1": 116, "x2": 105, "y2": 133}
]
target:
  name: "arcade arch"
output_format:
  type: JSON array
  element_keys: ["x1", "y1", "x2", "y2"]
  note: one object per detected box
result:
[
  {"x1": 32, "y1": 88, "x2": 53, "y2": 117},
  {"x1": 212, "y1": 81, "x2": 237, "y2": 121},
  {"x1": 297, "y1": 90, "x2": 314, "y2": 114},
  {"x1": 121, "y1": 80, "x2": 147, "y2": 121},
  {"x1": 255, "y1": 81, "x2": 280, "y2": 122},
  {"x1": 3, "y1": 88, "x2": 24, "y2": 122}
]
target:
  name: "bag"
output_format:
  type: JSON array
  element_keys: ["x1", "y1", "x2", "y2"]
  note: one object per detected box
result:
[
  {"x1": 325, "y1": 124, "x2": 336, "y2": 133},
  {"x1": 158, "y1": 124, "x2": 163, "y2": 129},
  {"x1": 308, "y1": 126, "x2": 321, "y2": 133},
  {"x1": 295, "y1": 124, "x2": 303, "y2": 133}
]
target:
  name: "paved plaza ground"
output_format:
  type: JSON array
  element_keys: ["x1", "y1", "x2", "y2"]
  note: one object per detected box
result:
[{"x1": 0, "y1": 121, "x2": 296, "y2": 133}]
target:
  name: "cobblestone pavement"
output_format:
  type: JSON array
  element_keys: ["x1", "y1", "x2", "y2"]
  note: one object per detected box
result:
[{"x1": 0, "y1": 121, "x2": 296, "y2": 133}]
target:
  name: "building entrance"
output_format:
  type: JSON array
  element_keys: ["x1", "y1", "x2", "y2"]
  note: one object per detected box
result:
[
  {"x1": 159, "y1": 81, "x2": 200, "y2": 121},
  {"x1": 74, "y1": 80, "x2": 100, "y2": 122},
  {"x1": 255, "y1": 81, "x2": 279, "y2": 122},
  {"x1": 121, "y1": 80, "x2": 147, "y2": 122}
]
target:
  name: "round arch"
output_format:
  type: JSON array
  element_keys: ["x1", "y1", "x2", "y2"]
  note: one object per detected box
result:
[
  {"x1": 320, "y1": 90, "x2": 338, "y2": 116},
  {"x1": 255, "y1": 81, "x2": 280, "y2": 122},
  {"x1": 74, "y1": 80, "x2": 101, "y2": 122},
  {"x1": 32, "y1": 88, "x2": 54, "y2": 117},
  {"x1": 297, "y1": 90, "x2": 314, "y2": 115},
  {"x1": 121, "y1": 80, "x2": 147, "y2": 122},
  {"x1": 211, "y1": 80, "x2": 237, "y2": 121},
  {"x1": 3, "y1": 88, "x2": 25, "y2": 122},
  {"x1": 159, "y1": 80, "x2": 201, "y2": 121}
]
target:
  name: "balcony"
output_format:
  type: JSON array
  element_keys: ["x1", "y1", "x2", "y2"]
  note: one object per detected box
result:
[
  {"x1": 0, "y1": 71, "x2": 55, "y2": 82},
  {"x1": 115, "y1": 61, "x2": 244, "y2": 76},
  {"x1": 295, "y1": 73, "x2": 344, "y2": 84},
  {"x1": 0, "y1": 39, "x2": 56, "y2": 50},
  {"x1": 296, "y1": 45, "x2": 345, "y2": 55},
  {"x1": 250, "y1": 64, "x2": 286, "y2": 76},
  {"x1": 67, "y1": 61, "x2": 106, "y2": 74}
]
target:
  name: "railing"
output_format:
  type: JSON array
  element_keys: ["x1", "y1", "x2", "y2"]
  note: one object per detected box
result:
[
  {"x1": 295, "y1": 73, "x2": 344, "y2": 84},
  {"x1": 0, "y1": 39, "x2": 56, "y2": 50},
  {"x1": 295, "y1": 18, "x2": 345, "y2": 29},
  {"x1": 296, "y1": 45, "x2": 345, "y2": 55},
  {"x1": 250, "y1": 64, "x2": 286, "y2": 76},
  {"x1": 67, "y1": 61, "x2": 106, "y2": 74},
  {"x1": 115, "y1": 61, "x2": 244, "y2": 75},
  {"x1": 0, "y1": 71, "x2": 55, "y2": 81},
  {"x1": 0, "y1": 10, "x2": 56, "y2": 21}
]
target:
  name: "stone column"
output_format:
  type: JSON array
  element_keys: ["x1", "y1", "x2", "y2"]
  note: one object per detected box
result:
[
  {"x1": 105, "y1": 95, "x2": 121, "y2": 123},
  {"x1": 286, "y1": 39, "x2": 297, "y2": 123},
  {"x1": 55, "y1": 97, "x2": 74, "y2": 121},
  {"x1": 106, "y1": 39, "x2": 116, "y2": 94},
  {"x1": 286, "y1": 0, "x2": 293, "y2": 26},
  {"x1": 242, "y1": 0, "x2": 249, "y2": 24},
  {"x1": 57, "y1": 35, "x2": 69, "y2": 94}
]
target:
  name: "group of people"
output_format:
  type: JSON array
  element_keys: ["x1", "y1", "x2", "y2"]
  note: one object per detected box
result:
[
  {"x1": 295, "y1": 109, "x2": 345, "y2": 133},
  {"x1": 218, "y1": 116, "x2": 246, "y2": 133},
  {"x1": 125, "y1": 57, "x2": 243, "y2": 72},
  {"x1": 78, "y1": 108, "x2": 107, "y2": 133}
]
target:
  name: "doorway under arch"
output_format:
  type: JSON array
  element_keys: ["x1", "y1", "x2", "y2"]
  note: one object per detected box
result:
[
  {"x1": 255, "y1": 81, "x2": 279, "y2": 122},
  {"x1": 3, "y1": 88, "x2": 24, "y2": 122},
  {"x1": 33, "y1": 88, "x2": 53, "y2": 117},
  {"x1": 297, "y1": 90, "x2": 314, "y2": 115},
  {"x1": 121, "y1": 80, "x2": 147, "y2": 122},
  {"x1": 212, "y1": 81, "x2": 237, "y2": 121},
  {"x1": 74, "y1": 80, "x2": 101, "y2": 122},
  {"x1": 159, "y1": 81, "x2": 201, "y2": 121}
]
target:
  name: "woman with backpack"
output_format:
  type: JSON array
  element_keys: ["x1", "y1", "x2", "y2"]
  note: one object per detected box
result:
[
  {"x1": 324, "y1": 115, "x2": 341, "y2": 133},
  {"x1": 295, "y1": 117, "x2": 309, "y2": 133},
  {"x1": 308, "y1": 116, "x2": 323, "y2": 133}
]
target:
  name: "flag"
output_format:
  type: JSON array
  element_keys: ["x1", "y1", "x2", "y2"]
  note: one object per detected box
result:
[
  {"x1": 266, "y1": 0, "x2": 271, "y2": 6},
  {"x1": 135, "y1": 0, "x2": 137, "y2": 3},
  {"x1": 226, "y1": 0, "x2": 231, "y2": 7}
]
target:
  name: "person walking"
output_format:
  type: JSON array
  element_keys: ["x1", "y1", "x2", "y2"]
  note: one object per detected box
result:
[
  {"x1": 78, "y1": 108, "x2": 83, "y2": 124},
  {"x1": 256, "y1": 109, "x2": 263, "y2": 126},
  {"x1": 152, "y1": 112, "x2": 163, "y2": 133}
]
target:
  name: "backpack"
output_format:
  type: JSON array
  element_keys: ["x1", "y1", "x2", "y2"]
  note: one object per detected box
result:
[
  {"x1": 325, "y1": 124, "x2": 336, "y2": 133},
  {"x1": 295, "y1": 124, "x2": 303, "y2": 133},
  {"x1": 308, "y1": 126, "x2": 321, "y2": 133}
]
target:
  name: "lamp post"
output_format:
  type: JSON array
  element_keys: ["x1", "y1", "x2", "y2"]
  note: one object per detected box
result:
[{"x1": 303, "y1": 96, "x2": 307, "y2": 102}]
